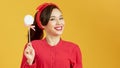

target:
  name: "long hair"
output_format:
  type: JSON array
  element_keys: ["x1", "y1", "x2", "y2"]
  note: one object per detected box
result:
[{"x1": 28, "y1": 5, "x2": 59, "y2": 42}]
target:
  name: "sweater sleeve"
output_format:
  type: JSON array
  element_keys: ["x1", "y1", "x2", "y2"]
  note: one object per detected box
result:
[
  {"x1": 70, "y1": 45, "x2": 83, "y2": 68},
  {"x1": 20, "y1": 55, "x2": 37, "y2": 68},
  {"x1": 20, "y1": 44, "x2": 37, "y2": 68}
]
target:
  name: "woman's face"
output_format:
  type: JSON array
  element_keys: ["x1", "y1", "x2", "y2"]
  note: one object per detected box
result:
[{"x1": 44, "y1": 8, "x2": 65, "y2": 36}]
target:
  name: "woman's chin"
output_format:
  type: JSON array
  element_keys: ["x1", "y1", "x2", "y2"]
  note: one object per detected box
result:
[{"x1": 53, "y1": 32, "x2": 63, "y2": 36}]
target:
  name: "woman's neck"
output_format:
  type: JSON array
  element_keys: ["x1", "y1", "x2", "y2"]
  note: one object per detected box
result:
[{"x1": 46, "y1": 35, "x2": 60, "y2": 46}]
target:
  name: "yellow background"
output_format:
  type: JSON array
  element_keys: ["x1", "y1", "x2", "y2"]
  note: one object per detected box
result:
[{"x1": 0, "y1": 0, "x2": 120, "y2": 68}]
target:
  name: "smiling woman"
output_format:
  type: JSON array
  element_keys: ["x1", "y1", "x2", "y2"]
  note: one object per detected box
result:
[
  {"x1": 44, "y1": 8, "x2": 64, "y2": 37},
  {"x1": 20, "y1": 2, "x2": 82, "y2": 68}
]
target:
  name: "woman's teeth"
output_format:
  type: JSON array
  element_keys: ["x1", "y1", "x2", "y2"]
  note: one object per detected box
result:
[{"x1": 54, "y1": 26, "x2": 62, "y2": 31}]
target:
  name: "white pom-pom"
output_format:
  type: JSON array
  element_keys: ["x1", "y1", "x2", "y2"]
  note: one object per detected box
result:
[{"x1": 24, "y1": 15, "x2": 34, "y2": 26}]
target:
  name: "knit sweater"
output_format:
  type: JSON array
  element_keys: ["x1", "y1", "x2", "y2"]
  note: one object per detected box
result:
[{"x1": 20, "y1": 38, "x2": 82, "y2": 68}]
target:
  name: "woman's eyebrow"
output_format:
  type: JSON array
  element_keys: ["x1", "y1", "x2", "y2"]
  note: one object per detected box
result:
[
  {"x1": 50, "y1": 16, "x2": 55, "y2": 18},
  {"x1": 50, "y1": 15, "x2": 63, "y2": 17},
  {"x1": 60, "y1": 15, "x2": 63, "y2": 17}
]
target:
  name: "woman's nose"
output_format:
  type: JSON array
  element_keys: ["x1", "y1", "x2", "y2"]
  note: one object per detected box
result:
[{"x1": 56, "y1": 19, "x2": 61, "y2": 25}]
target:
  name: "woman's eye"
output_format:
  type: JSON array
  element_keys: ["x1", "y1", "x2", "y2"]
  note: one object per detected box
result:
[
  {"x1": 59, "y1": 17, "x2": 63, "y2": 20},
  {"x1": 50, "y1": 18, "x2": 55, "y2": 21}
]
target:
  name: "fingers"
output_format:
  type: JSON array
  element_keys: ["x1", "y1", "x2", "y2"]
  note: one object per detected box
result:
[
  {"x1": 25, "y1": 44, "x2": 34, "y2": 53},
  {"x1": 27, "y1": 42, "x2": 32, "y2": 46},
  {"x1": 24, "y1": 42, "x2": 35, "y2": 65},
  {"x1": 24, "y1": 42, "x2": 35, "y2": 57},
  {"x1": 24, "y1": 46, "x2": 31, "y2": 55},
  {"x1": 27, "y1": 42, "x2": 33, "y2": 47}
]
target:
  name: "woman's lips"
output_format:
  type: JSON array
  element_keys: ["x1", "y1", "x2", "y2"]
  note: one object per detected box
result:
[{"x1": 54, "y1": 26, "x2": 62, "y2": 31}]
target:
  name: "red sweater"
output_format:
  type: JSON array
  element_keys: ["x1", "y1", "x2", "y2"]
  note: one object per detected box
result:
[{"x1": 20, "y1": 38, "x2": 82, "y2": 68}]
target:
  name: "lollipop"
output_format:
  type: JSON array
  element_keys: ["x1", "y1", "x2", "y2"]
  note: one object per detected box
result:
[
  {"x1": 24, "y1": 15, "x2": 35, "y2": 42},
  {"x1": 24, "y1": 15, "x2": 34, "y2": 26}
]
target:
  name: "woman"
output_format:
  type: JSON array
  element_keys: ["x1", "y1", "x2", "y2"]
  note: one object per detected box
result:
[{"x1": 21, "y1": 2, "x2": 82, "y2": 68}]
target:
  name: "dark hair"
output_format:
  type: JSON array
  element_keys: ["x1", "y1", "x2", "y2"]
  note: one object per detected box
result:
[{"x1": 28, "y1": 5, "x2": 59, "y2": 42}]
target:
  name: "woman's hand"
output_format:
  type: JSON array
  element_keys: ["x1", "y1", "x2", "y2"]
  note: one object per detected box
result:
[{"x1": 24, "y1": 43, "x2": 35, "y2": 65}]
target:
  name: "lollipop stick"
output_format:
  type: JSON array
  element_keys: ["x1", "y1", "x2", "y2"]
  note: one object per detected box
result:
[
  {"x1": 24, "y1": 15, "x2": 34, "y2": 43},
  {"x1": 28, "y1": 27, "x2": 31, "y2": 42}
]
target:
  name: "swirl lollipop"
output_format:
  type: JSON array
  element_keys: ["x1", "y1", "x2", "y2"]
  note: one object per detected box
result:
[{"x1": 24, "y1": 15, "x2": 35, "y2": 42}]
